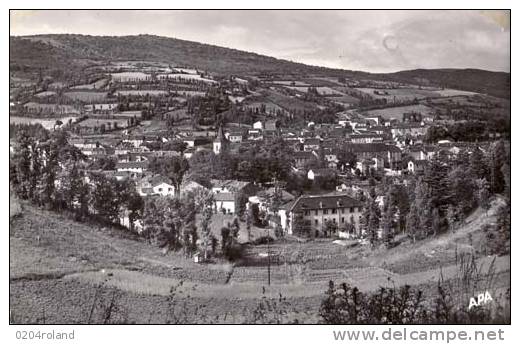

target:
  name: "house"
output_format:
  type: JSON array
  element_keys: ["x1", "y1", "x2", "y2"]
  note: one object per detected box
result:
[
  {"x1": 390, "y1": 123, "x2": 428, "y2": 139},
  {"x1": 307, "y1": 168, "x2": 337, "y2": 181},
  {"x1": 349, "y1": 133, "x2": 385, "y2": 144},
  {"x1": 248, "y1": 188, "x2": 295, "y2": 228},
  {"x1": 344, "y1": 143, "x2": 402, "y2": 169},
  {"x1": 303, "y1": 138, "x2": 321, "y2": 151},
  {"x1": 323, "y1": 148, "x2": 339, "y2": 169},
  {"x1": 293, "y1": 151, "x2": 318, "y2": 169},
  {"x1": 214, "y1": 192, "x2": 237, "y2": 214},
  {"x1": 226, "y1": 129, "x2": 246, "y2": 143},
  {"x1": 355, "y1": 159, "x2": 376, "y2": 175},
  {"x1": 115, "y1": 161, "x2": 149, "y2": 174},
  {"x1": 408, "y1": 145, "x2": 436, "y2": 161},
  {"x1": 211, "y1": 179, "x2": 256, "y2": 215},
  {"x1": 264, "y1": 119, "x2": 278, "y2": 131},
  {"x1": 182, "y1": 136, "x2": 211, "y2": 148},
  {"x1": 283, "y1": 194, "x2": 363, "y2": 236},
  {"x1": 137, "y1": 175, "x2": 176, "y2": 197},
  {"x1": 253, "y1": 121, "x2": 264, "y2": 130},
  {"x1": 180, "y1": 180, "x2": 207, "y2": 196},
  {"x1": 117, "y1": 152, "x2": 149, "y2": 163},
  {"x1": 407, "y1": 160, "x2": 428, "y2": 174}
]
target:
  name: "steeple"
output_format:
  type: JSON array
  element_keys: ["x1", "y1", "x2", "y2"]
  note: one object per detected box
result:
[
  {"x1": 215, "y1": 125, "x2": 226, "y2": 142},
  {"x1": 213, "y1": 125, "x2": 228, "y2": 154}
]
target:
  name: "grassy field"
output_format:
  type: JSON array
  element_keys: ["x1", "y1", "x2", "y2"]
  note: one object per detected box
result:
[{"x1": 9, "y1": 197, "x2": 509, "y2": 324}]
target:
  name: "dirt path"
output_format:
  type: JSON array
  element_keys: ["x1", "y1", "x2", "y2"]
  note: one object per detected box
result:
[{"x1": 61, "y1": 254, "x2": 509, "y2": 299}]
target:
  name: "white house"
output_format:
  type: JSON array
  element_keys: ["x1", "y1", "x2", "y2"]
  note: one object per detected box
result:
[
  {"x1": 137, "y1": 175, "x2": 176, "y2": 197},
  {"x1": 253, "y1": 121, "x2": 264, "y2": 130}
]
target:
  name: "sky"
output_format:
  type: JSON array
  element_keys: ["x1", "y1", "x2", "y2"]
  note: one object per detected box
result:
[{"x1": 10, "y1": 10, "x2": 510, "y2": 73}]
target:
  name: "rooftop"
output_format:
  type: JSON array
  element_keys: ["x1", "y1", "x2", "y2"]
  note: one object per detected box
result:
[{"x1": 290, "y1": 194, "x2": 362, "y2": 212}]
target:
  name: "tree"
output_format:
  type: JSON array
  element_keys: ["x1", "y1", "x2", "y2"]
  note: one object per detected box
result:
[
  {"x1": 149, "y1": 156, "x2": 189, "y2": 192},
  {"x1": 293, "y1": 212, "x2": 311, "y2": 237},
  {"x1": 475, "y1": 178, "x2": 491, "y2": 216},
  {"x1": 337, "y1": 150, "x2": 357, "y2": 171},
  {"x1": 489, "y1": 140, "x2": 507, "y2": 194},
  {"x1": 431, "y1": 207, "x2": 441, "y2": 236},
  {"x1": 246, "y1": 208, "x2": 253, "y2": 242},
  {"x1": 325, "y1": 221, "x2": 338, "y2": 238},
  {"x1": 413, "y1": 180, "x2": 432, "y2": 238},
  {"x1": 89, "y1": 173, "x2": 121, "y2": 224},
  {"x1": 189, "y1": 187, "x2": 215, "y2": 260},
  {"x1": 469, "y1": 147, "x2": 488, "y2": 180},
  {"x1": 360, "y1": 196, "x2": 380, "y2": 248},
  {"x1": 406, "y1": 204, "x2": 420, "y2": 243},
  {"x1": 447, "y1": 166, "x2": 476, "y2": 216},
  {"x1": 11, "y1": 130, "x2": 33, "y2": 199},
  {"x1": 446, "y1": 205, "x2": 457, "y2": 233},
  {"x1": 381, "y1": 205, "x2": 396, "y2": 247}
]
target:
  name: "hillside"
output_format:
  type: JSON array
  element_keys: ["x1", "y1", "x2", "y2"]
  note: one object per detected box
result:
[
  {"x1": 379, "y1": 68, "x2": 511, "y2": 99},
  {"x1": 10, "y1": 34, "x2": 510, "y2": 98},
  {"x1": 10, "y1": 196, "x2": 509, "y2": 323},
  {"x1": 10, "y1": 34, "x2": 345, "y2": 76}
]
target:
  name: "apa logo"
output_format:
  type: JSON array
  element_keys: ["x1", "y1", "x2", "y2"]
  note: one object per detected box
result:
[{"x1": 468, "y1": 291, "x2": 493, "y2": 310}]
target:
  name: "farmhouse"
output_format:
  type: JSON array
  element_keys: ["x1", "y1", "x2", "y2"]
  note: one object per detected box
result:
[{"x1": 283, "y1": 194, "x2": 363, "y2": 236}]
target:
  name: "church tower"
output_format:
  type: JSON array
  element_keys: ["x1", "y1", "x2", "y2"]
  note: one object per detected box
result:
[{"x1": 213, "y1": 126, "x2": 228, "y2": 155}]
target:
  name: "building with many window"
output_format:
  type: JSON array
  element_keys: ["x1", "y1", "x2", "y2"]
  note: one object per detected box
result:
[{"x1": 282, "y1": 194, "x2": 363, "y2": 236}]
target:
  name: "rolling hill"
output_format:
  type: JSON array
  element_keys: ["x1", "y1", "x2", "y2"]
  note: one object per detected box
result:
[{"x1": 10, "y1": 34, "x2": 510, "y2": 98}]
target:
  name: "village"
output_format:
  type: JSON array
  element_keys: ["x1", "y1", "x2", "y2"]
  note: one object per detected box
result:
[
  {"x1": 10, "y1": 59, "x2": 509, "y2": 245},
  {"x1": 9, "y1": 32, "x2": 511, "y2": 324}
]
